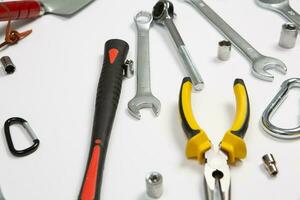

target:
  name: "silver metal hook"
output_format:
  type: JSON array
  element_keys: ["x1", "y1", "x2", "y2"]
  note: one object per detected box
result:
[{"x1": 262, "y1": 78, "x2": 300, "y2": 139}]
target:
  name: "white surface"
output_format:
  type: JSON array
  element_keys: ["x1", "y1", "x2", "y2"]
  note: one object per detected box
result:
[{"x1": 0, "y1": 0, "x2": 300, "y2": 199}]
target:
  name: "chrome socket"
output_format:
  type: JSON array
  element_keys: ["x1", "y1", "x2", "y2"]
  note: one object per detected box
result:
[
  {"x1": 262, "y1": 154, "x2": 278, "y2": 176},
  {"x1": 218, "y1": 40, "x2": 232, "y2": 61},
  {"x1": 279, "y1": 23, "x2": 298, "y2": 49},
  {"x1": 1, "y1": 56, "x2": 16, "y2": 74},
  {"x1": 146, "y1": 172, "x2": 163, "y2": 198}
]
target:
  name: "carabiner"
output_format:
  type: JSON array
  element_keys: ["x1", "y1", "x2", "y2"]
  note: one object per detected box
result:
[
  {"x1": 4, "y1": 117, "x2": 40, "y2": 157},
  {"x1": 262, "y1": 78, "x2": 300, "y2": 139}
]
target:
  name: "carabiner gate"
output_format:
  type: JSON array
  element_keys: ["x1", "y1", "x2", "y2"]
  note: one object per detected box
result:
[
  {"x1": 262, "y1": 78, "x2": 300, "y2": 139},
  {"x1": 4, "y1": 117, "x2": 40, "y2": 157}
]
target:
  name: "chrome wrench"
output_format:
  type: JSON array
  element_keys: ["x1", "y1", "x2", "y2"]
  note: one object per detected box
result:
[
  {"x1": 128, "y1": 11, "x2": 161, "y2": 120},
  {"x1": 256, "y1": 0, "x2": 300, "y2": 28},
  {"x1": 152, "y1": 0, "x2": 204, "y2": 90},
  {"x1": 185, "y1": 0, "x2": 287, "y2": 81}
]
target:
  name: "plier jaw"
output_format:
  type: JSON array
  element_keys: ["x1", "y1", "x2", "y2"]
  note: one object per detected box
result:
[{"x1": 204, "y1": 149, "x2": 231, "y2": 200}]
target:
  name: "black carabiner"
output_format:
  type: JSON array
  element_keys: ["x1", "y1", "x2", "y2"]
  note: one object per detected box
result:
[{"x1": 4, "y1": 117, "x2": 40, "y2": 157}]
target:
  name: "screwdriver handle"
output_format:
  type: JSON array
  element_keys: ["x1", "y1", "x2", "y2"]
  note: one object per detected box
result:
[
  {"x1": 0, "y1": 1, "x2": 42, "y2": 21},
  {"x1": 79, "y1": 39, "x2": 129, "y2": 200}
]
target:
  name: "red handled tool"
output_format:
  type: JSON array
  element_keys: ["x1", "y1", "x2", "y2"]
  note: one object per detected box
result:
[
  {"x1": 0, "y1": 0, "x2": 94, "y2": 21},
  {"x1": 79, "y1": 39, "x2": 133, "y2": 200}
]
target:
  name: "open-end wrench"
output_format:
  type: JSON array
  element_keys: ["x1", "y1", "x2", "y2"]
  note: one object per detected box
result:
[
  {"x1": 152, "y1": 0, "x2": 204, "y2": 91},
  {"x1": 184, "y1": 0, "x2": 287, "y2": 81},
  {"x1": 128, "y1": 11, "x2": 161, "y2": 120},
  {"x1": 256, "y1": 0, "x2": 300, "y2": 28}
]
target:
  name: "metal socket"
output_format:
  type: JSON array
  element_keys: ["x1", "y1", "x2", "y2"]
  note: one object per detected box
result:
[
  {"x1": 146, "y1": 172, "x2": 163, "y2": 198},
  {"x1": 279, "y1": 23, "x2": 298, "y2": 49},
  {"x1": 218, "y1": 40, "x2": 232, "y2": 61},
  {"x1": 262, "y1": 154, "x2": 278, "y2": 176},
  {"x1": 1, "y1": 56, "x2": 16, "y2": 74}
]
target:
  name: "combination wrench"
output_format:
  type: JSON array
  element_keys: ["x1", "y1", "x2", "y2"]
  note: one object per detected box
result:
[
  {"x1": 128, "y1": 11, "x2": 161, "y2": 120},
  {"x1": 256, "y1": 0, "x2": 300, "y2": 28},
  {"x1": 152, "y1": 0, "x2": 204, "y2": 91},
  {"x1": 184, "y1": 0, "x2": 287, "y2": 81}
]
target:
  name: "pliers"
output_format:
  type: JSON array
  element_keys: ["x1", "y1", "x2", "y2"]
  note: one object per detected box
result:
[{"x1": 179, "y1": 78, "x2": 250, "y2": 200}]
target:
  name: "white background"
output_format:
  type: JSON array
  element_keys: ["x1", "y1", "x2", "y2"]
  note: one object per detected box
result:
[{"x1": 0, "y1": 0, "x2": 300, "y2": 199}]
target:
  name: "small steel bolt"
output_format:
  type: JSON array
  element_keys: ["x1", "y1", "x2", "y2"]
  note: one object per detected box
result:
[
  {"x1": 146, "y1": 172, "x2": 163, "y2": 198},
  {"x1": 1, "y1": 56, "x2": 15, "y2": 74},
  {"x1": 262, "y1": 153, "x2": 278, "y2": 176}
]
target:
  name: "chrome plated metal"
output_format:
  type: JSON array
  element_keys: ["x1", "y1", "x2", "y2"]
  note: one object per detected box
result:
[
  {"x1": 152, "y1": 0, "x2": 204, "y2": 90},
  {"x1": 123, "y1": 59, "x2": 134, "y2": 78},
  {"x1": 1, "y1": 56, "x2": 15, "y2": 74},
  {"x1": 279, "y1": 23, "x2": 298, "y2": 49},
  {"x1": 262, "y1": 78, "x2": 300, "y2": 139},
  {"x1": 218, "y1": 40, "x2": 232, "y2": 61},
  {"x1": 128, "y1": 11, "x2": 161, "y2": 120},
  {"x1": 0, "y1": 187, "x2": 5, "y2": 200},
  {"x1": 146, "y1": 172, "x2": 163, "y2": 199},
  {"x1": 40, "y1": 0, "x2": 94, "y2": 16},
  {"x1": 184, "y1": 0, "x2": 287, "y2": 81},
  {"x1": 204, "y1": 149, "x2": 230, "y2": 200},
  {"x1": 262, "y1": 153, "x2": 278, "y2": 176},
  {"x1": 256, "y1": 0, "x2": 300, "y2": 28}
]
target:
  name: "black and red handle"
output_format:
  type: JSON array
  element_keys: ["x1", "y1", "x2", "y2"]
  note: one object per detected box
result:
[
  {"x1": 79, "y1": 39, "x2": 129, "y2": 200},
  {"x1": 0, "y1": 1, "x2": 42, "y2": 21}
]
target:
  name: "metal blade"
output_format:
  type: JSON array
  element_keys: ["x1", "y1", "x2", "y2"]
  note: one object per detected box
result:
[{"x1": 40, "y1": 0, "x2": 95, "y2": 16}]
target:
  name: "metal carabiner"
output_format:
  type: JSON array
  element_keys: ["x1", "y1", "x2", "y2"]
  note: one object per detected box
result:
[
  {"x1": 4, "y1": 117, "x2": 40, "y2": 157},
  {"x1": 262, "y1": 78, "x2": 300, "y2": 139}
]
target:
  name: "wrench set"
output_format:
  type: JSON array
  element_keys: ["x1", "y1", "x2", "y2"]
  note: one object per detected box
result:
[{"x1": 0, "y1": 0, "x2": 300, "y2": 199}]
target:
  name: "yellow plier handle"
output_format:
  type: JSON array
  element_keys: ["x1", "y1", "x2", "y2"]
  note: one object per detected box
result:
[
  {"x1": 220, "y1": 79, "x2": 250, "y2": 164},
  {"x1": 179, "y1": 77, "x2": 212, "y2": 163},
  {"x1": 179, "y1": 78, "x2": 250, "y2": 164}
]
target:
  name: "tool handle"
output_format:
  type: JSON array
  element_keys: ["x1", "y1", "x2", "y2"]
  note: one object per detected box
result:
[
  {"x1": 0, "y1": 1, "x2": 42, "y2": 21},
  {"x1": 179, "y1": 77, "x2": 211, "y2": 163},
  {"x1": 220, "y1": 79, "x2": 250, "y2": 164},
  {"x1": 79, "y1": 39, "x2": 129, "y2": 200}
]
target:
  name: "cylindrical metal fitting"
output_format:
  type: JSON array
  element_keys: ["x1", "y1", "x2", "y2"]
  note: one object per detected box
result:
[
  {"x1": 279, "y1": 23, "x2": 298, "y2": 49},
  {"x1": 146, "y1": 172, "x2": 163, "y2": 198},
  {"x1": 1, "y1": 56, "x2": 16, "y2": 74},
  {"x1": 218, "y1": 40, "x2": 232, "y2": 61},
  {"x1": 262, "y1": 154, "x2": 278, "y2": 176}
]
